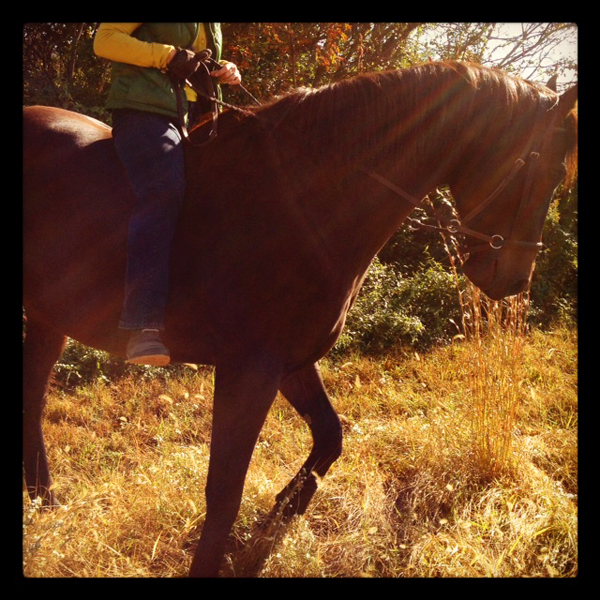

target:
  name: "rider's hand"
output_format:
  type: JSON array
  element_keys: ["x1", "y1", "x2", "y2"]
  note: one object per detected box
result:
[
  {"x1": 167, "y1": 48, "x2": 200, "y2": 82},
  {"x1": 211, "y1": 62, "x2": 241, "y2": 85}
]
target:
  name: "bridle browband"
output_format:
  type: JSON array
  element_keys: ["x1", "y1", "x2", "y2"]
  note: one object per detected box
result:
[{"x1": 176, "y1": 56, "x2": 560, "y2": 255}]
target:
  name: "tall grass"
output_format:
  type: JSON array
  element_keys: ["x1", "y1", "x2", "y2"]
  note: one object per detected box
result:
[
  {"x1": 22, "y1": 324, "x2": 577, "y2": 578},
  {"x1": 460, "y1": 288, "x2": 530, "y2": 479},
  {"x1": 438, "y1": 213, "x2": 532, "y2": 480},
  {"x1": 22, "y1": 221, "x2": 577, "y2": 578}
]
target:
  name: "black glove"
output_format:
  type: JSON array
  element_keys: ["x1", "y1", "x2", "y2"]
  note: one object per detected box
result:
[{"x1": 167, "y1": 48, "x2": 202, "y2": 82}]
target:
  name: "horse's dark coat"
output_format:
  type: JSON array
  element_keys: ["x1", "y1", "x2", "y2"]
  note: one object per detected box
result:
[{"x1": 23, "y1": 61, "x2": 577, "y2": 576}]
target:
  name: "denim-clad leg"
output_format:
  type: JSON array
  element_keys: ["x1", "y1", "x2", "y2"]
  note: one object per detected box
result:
[{"x1": 112, "y1": 109, "x2": 185, "y2": 331}]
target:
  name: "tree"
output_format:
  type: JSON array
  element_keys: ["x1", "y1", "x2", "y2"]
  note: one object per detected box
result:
[
  {"x1": 220, "y1": 23, "x2": 576, "y2": 102},
  {"x1": 23, "y1": 23, "x2": 577, "y2": 109},
  {"x1": 483, "y1": 23, "x2": 577, "y2": 87},
  {"x1": 23, "y1": 23, "x2": 110, "y2": 119},
  {"x1": 221, "y1": 23, "x2": 424, "y2": 102}
]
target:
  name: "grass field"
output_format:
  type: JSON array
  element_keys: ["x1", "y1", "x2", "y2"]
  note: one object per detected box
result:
[{"x1": 22, "y1": 321, "x2": 577, "y2": 578}]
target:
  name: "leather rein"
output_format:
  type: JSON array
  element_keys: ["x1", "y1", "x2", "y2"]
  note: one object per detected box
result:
[
  {"x1": 172, "y1": 50, "x2": 257, "y2": 147},
  {"x1": 174, "y1": 56, "x2": 559, "y2": 255}
]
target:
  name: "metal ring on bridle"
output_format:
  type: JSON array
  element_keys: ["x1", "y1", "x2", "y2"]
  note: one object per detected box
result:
[
  {"x1": 447, "y1": 219, "x2": 460, "y2": 234},
  {"x1": 490, "y1": 234, "x2": 505, "y2": 250}
]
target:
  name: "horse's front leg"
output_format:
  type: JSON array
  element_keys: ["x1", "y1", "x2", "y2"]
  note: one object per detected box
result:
[
  {"x1": 189, "y1": 357, "x2": 281, "y2": 577},
  {"x1": 275, "y1": 362, "x2": 342, "y2": 517}
]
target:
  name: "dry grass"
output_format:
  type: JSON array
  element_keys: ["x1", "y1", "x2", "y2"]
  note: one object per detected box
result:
[
  {"x1": 22, "y1": 319, "x2": 577, "y2": 578},
  {"x1": 459, "y1": 288, "x2": 531, "y2": 480}
]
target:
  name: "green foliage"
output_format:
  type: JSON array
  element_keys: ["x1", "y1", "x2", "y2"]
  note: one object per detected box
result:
[
  {"x1": 336, "y1": 180, "x2": 577, "y2": 356},
  {"x1": 53, "y1": 341, "x2": 123, "y2": 388},
  {"x1": 23, "y1": 23, "x2": 111, "y2": 122},
  {"x1": 221, "y1": 23, "x2": 421, "y2": 102},
  {"x1": 529, "y1": 187, "x2": 578, "y2": 326},
  {"x1": 335, "y1": 257, "x2": 463, "y2": 355}
]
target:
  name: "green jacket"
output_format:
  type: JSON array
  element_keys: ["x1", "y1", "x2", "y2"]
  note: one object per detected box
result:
[{"x1": 104, "y1": 23, "x2": 222, "y2": 119}]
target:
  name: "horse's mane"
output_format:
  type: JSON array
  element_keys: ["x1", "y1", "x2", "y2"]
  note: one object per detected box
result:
[{"x1": 249, "y1": 60, "x2": 576, "y2": 184}]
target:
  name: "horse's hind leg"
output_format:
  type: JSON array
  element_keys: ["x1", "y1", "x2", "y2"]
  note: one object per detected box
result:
[
  {"x1": 275, "y1": 362, "x2": 342, "y2": 517},
  {"x1": 22, "y1": 313, "x2": 67, "y2": 506}
]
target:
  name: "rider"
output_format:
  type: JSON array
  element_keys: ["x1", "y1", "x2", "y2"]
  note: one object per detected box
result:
[{"x1": 94, "y1": 23, "x2": 241, "y2": 366}]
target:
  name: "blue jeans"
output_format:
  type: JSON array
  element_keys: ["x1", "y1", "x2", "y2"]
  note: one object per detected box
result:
[{"x1": 112, "y1": 109, "x2": 185, "y2": 331}]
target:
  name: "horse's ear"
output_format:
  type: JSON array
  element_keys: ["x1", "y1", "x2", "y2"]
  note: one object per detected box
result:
[
  {"x1": 558, "y1": 83, "x2": 578, "y2": 119},
  {"x1": 546, "y1": 74, "x2": 558, "y2": 92}
]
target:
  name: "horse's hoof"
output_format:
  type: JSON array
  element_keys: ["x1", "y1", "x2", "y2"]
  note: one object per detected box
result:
[
  {"x1": 275, "y1": 475, "x2": 318, "y2": 517},
  {"x1": 29, "y1": 491, "x2": 61, "y2": 510}
]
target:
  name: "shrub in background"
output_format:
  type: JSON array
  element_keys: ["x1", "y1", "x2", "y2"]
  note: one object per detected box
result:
[
  {"x1": 336, "y1": 185, "x2": 577, "y2": 357},
  {"x1": 335, "y1": 256, "x2": 463, "y2": 355}
]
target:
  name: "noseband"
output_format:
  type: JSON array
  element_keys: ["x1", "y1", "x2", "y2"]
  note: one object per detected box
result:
[{"x1": 365, "y1": 100, "x2": 560, "y2": 255}]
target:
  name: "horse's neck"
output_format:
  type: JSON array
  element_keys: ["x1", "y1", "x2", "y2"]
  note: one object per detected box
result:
[
  {"x1": 243, "y1": 74, "x2": 479, "y2": 280},
  {"x1": 268, "y1": 89, "x2": 457, "y2": 268}
]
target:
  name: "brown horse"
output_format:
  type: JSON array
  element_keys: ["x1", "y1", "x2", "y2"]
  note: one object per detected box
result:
[{"x1": 23, "y1": 61, "x2": 577, "y2": 577}]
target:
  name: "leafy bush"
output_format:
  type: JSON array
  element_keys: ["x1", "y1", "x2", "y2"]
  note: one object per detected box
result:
[
  {"x1": 335, "y1": 183, "x2": 577, "y2": 356},
  {"x1": 528, "y1": 191, "x2": 578, "y2": 327},
  {"x1": 335, "y1": 257, "x2": 463, "y2": 355}
]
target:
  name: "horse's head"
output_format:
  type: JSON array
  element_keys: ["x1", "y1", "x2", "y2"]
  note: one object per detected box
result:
[{"x1": 450, "y1": 78, "x2": 578, "y2": 300}]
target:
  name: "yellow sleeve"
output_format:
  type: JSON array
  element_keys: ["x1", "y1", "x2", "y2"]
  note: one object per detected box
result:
[{"x1": 94, "y1": 23, "x2": 175, "y2": 70}]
